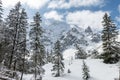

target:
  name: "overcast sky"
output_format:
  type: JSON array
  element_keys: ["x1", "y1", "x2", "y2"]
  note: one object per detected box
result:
[{"x1": 2, "y1": 0, "x2": 120, "y2": 30}]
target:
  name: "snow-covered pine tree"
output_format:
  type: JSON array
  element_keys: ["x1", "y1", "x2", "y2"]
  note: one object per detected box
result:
[
  {"x1": 51, "y1": 40, "x2": 64, "y2": 77},
  {"x1": 75, "y1": 44, "x2": 87, "y2": 59},
  {"x1": 29, "y1": 12, "x2": 45, "y2": 80},
  {"x1": 0, "y1": 2, "x2": 29, "y2": 79},
  {"x1": 101, "y1": 13, "x2": 118, "y2": 64},
  {"x1": 17, "y1": 8, "x2": 28, "y2": 80},
  {"x1": 82, "y1": 60, "x2": 90, "y2": 80},
  {"x1": 3, "y1": 2, "x2": 27, "y2": 70}
]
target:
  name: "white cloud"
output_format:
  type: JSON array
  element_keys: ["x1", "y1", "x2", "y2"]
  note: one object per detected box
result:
[
  {"x1": 48, "y1": 0, "x2": 104, "y2": 9},
  {"x1": 2, "y1": 0, "x2": 50, "y2": 9},
  {"x1": 66, "y1": 10, "x2": 107, "y2": 30},
  {"x1": 44, "y1": 11, "x2": 63, "y2": 21}
]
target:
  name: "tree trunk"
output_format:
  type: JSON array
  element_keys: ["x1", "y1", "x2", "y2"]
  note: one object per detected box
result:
[
  {"x1": 20, "y1": 58, "x2": 25, "y2": 80},
  {"x1": 57, "y1": 55, "x2": 60, "y2": 77},
  {"x1": 35, "y1": 55, "x2": 37, "y2": 80},
  {"x1": 9, "y1": 22, "x2": 18, "y2": 69},
  {"x1": 13, "y1": 60, "x2": 17, "y2": 78}
]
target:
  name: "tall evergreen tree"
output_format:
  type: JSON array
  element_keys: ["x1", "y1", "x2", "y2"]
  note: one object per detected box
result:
[
  {"x1": 4, "y1": 2, "x2": 22, "y2": 69},
  {"x1": 101, "y1": 13, "x2": 118, "y2": 64},
  {"x1": 82, "y1": 60, "x2": 90, "y2": 80},
  {"x1": 17, "y1": 8, "x2": 28, "y2": 80},
  {"x1": 29, "y1": 12, "x2": 45, "y2": 80},
  {"x1": 2, "y1": 0, "x2": 28, "y2": 73},
  {"x1": 0, "y1": 2, "x2": 29, "y2": 79},
  {"x1": 51, "y1": 40, "x2": 64, "y2": 77}
]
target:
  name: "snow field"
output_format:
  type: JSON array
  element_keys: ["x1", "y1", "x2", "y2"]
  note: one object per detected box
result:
[
  {"x1": 41, "y1": 59, "x2": 119, "y2": 80},
  {"x1": 23, "y1": 48, "x2": 119, "y2": 80}
]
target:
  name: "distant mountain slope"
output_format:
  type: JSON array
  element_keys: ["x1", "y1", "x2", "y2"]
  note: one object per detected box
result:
[{"x1": 42, "y1": 21, "x2": 102, "y2": 53}]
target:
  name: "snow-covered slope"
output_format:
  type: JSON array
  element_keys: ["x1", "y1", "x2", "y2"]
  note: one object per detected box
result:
[
  {"x1": 63, "y1": 48, "x2": 77, "y2": 60},
  {"x1": 23, "y1": 59, "x2": 119, "y2": 80}
]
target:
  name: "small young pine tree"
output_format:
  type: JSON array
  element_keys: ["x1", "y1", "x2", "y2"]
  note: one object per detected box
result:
[
  {"x1": 51, "y1": 40, "x2": 64, "y2": 77},
  {"x1": 82, "y1": 60, "x2": 90, "y2": 80},
  {"x1": 67, "y1": 69, "x2": 71, "y2": 73}
]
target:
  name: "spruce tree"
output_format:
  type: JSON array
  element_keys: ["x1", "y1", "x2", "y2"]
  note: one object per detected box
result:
[
  {"x1": 4, "y1": 2, "x2": 25, "y2": 70},
  {"x1": 51, "y1": 40, "x2": 64, "y2": 77},
  {"x1": 0, "y1": 1, "x2": 29, "y2": 79},
  {"x1": 82, "y1": 60, "x2": 90, "y2": 80},
  {"x1": 101, "y1": 13, "x2": 118, "y2": 64},
  {"x1": 18, "y1": 8, "x2": 28, "y2": 80},
  {"x1": 29, "y1": 12, "x2": 45, "y2": 80}
]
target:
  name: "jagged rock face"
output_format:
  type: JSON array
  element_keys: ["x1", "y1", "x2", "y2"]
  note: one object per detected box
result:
[
  {"x1": 41, "y1": 23, "x2": 101, "y2": 52},
  {"x1": 59, "y1": 25, "x2": 101, "y2": 51},
  {"x1": 91, "y1": 33, "x2": 101, "y2": 43},
  {"x1": 85, "y1": 26, "x2": 93, "y2": 35},
  {"x1": 60, "y1": 26, "x2": 88, "y2": 51}
]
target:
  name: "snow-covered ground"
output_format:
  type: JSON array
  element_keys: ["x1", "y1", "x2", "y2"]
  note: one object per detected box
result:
[
  {"x1": 43, "y1": 59, "x2": 118, "y2": 80},
  {"x1": 23, "y1": 59, "x2": 119, "y2": 80},
  {"x1": 23, "y1": 49, "x2": 119, "y2": 80}
]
